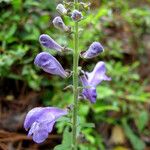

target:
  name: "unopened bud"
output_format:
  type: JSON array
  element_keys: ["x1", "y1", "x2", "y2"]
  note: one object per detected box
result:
[
  {"x1": 53, "y1": 16, "x2": 70, "y2": 32},
  {"x1": 81, "y1": 42, "x2": 104, "y2": 59},
  {"x1": 39, "y1": 34, "x2": 63, "y2": 52},
  {"x1": 34, "y1": 52, "x2": 69, "y2": 78},
  {"x1": 56, "y1": 4, "x2": 67, "y2": 15},
  {"x1": 80, "y1": 2, "x2": 91, "y2": 10},
  {"x1": 71, "y1": 10, "x2": 83, "y2": 22}
]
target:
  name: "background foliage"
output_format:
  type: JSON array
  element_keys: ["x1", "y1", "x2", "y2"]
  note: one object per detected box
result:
[{"x1": 0, "y1": 0, "x2": 150, "y2": 150}]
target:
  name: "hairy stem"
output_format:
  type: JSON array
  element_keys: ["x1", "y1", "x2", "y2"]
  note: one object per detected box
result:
[{"x1": 72, "y1": 0, "x2": 79, "y2": 149}]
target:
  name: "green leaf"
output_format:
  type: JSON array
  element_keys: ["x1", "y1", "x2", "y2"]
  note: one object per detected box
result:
[
  {"x1": 79, "y1": 145, "x2": 97, "y2": 150},
  {"x1": 57, "y1": 117, "x2": 71, "y2": 123},
  {"x1": 94, "y1": 105, "x2": 119, "y2": 113},
  {"x1": 97, "y1": 86, "x2": 114, "y2": 99},
  {"x1": 80, "y1": 123, "x2": 95, "y2": 128},
  {"x1": 136, "y1": 111, "x2": 149, "y2": 132},
  {"x1": 54, "y1": 127, "x2": 72, "y2": 150},
  {"x1": 11, "y1": 0, "x2": 22, "y2": 11},
  {"x1": 78, "y1": 104, "x2": 90, "y2": 116},
  {"x1": 126, "y1": 93, "x2": 150, "y2": 102},
  {"x1": 62, "y1": 127, "x2": 72, "y2": 146},
  {"x1": 5, "y1": 23, "x2": 17, "y2": 41},
  {"x1": 54, "y1": 145, "x2": 68, "y2": 150},
  {"x1": 122, "y1": 119, "x2": 145, "y2": 150}
]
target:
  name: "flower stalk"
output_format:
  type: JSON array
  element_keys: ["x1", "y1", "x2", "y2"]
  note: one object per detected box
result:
[{"x1": 72, "y1": 0, "x2": 79, "y2": 149}]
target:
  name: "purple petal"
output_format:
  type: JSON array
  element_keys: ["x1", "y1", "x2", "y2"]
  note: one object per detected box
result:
[
  {"x1": 33, "y1": 129, "x2": 49, "y2": 143},
  {"x1": 86, "y1": 61, "x2": 111, "y2": 87},
  {"x1": 37, "y1": 107, "x2": 68, "y2": 123},
  {"x1": 25, "y1": 107, "x2": 67, "y2": 129},
  {"x1": 80, "y1": 74, "x2": 89, "y2": 87},
  {"x1": 24, "y1": 107, "x2": 68, "y2": 143},
  {"x1": 39, "y1": 34, "x2": 63, "y2": 52},
  {"x1": 28, "y1": 122, "x2": 38, "y2": 137},
  {"x1": 24, "y1": 107, "x2": 44, "y2": 130},
  {"x1": 82, "y1": 87, "x2": 97, "y2": 103},
  {"x1": 80, "y1": 75, "x2": 97, "y2": 103},
  {"x1": 29, "y1": 121, "x2": 55, "y2": 143},
  {"x1": 81, "y1": 42, "x2": 104, "y2": 59},
  {"x1": 34, "y1": 52, "x2": 68, "y2": 78},
  {"x1": 46, "y1": 121, "x2": 55, "y2": 133},
  {"x1": 45, "y1": 107, "x2": 68, "y2": 119}
]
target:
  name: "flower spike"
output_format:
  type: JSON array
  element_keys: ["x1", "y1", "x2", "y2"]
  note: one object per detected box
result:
[
  {"x1": 81, "y1": 42, "x2": 104, "y2": 59},
  {"x1": 80, "y1": 61, "x2": 111, "y2": 103},
  {"x1": 39, "y1": 34, "x2": 63, "y2": 52},
  {"x1": 34, "y1": 52, "x2": 69, "y2": 78},
  {"x1": 24, "y1": 107, "x2": 68, "y2": 143},
  {"x1": 53, "y1": 16, "x2": 70, "y2": 32}
]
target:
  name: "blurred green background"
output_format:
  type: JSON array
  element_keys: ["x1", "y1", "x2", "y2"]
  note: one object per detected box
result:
[{"x1": 0, "y1": 0, "x2": 150, "y2": 150}]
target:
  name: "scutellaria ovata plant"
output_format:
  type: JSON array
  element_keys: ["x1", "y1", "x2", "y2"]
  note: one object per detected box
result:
[{"x1": 24, "y1": 0, "x2": 111, "y2": 149}]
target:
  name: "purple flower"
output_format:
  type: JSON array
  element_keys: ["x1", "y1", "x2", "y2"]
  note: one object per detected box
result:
[
  {"x1": 53, "y1": 16, "x2": 69, "y2": 32},
  {"x1": 71, "y1": 10, "x2": 83, "y2": 21},
  {"x1": 34, "y1": 52, "x2": 69, "y2": 78},
  {"x1": 81, "y1": 42, "x2": 104, "y2": 59},
  {"x1": 56, "y1": 4, "x2": 67, "y2": 15},
  {"x1": 24, "y1": 107, "x2": 68, "y2": 143},
  {"x1": 80, "y1": 61, "x2": 111, "y2": 103},
  {"x1": 39, "y1": 34, "x2": 63, "y2": 52},
  {"x1": 80, "y1": 75, "x2": 97, "y2": 103}
]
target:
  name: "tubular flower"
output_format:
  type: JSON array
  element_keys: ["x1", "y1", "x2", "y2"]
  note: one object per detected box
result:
[
  {"x1": 53, "y1": 16, "x2": 69, "y2": 32},
  {"x1": 56, "y1": 4, "x2": 67, "y2": 15},
  {"x1": 24, "y1": 107, "x2": 68, "y2": 143},
  {"x1": 81, "y1": 42, "x2": 104, "y2": 59},
  {"x1": 34, "y1": 52, "x2": 69, "y2": 78},
  {"x1": 80, "y1": 61, "x2": 111, "y2": 103},
  {"x1": 39, "y1": 34, "x2": 63, "y2": 52},
  {"x1": 71, "y1": 10, "x2": 83, "y2": 21}
]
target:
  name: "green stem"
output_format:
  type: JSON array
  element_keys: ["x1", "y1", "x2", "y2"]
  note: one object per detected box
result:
[{"x1": 72, "y1": 0, "x2": 79, "y2": 150}]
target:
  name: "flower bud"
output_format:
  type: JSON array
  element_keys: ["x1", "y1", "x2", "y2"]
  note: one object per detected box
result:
[
  {"x1": 80, "y1": 2, "x2": 91, "y2": 11},
  {"x1": 56, "y1": 4, "x2": 67, "y2": 15},
  {"x1": 71, "y1": 10, "x2": 83, "y2": 21},
  {"x1": 39, "y1": 34, "x2": 63, "y2": 52},
  {"x1": 52, "y1": 16, "x2": 70, "y2": 32},
  {"x1": 34, "y1": 52, "x2": 69, "y2": 78},
  {"x1": 81, "y1": 42, "x2": 104, "y2": 59}
]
